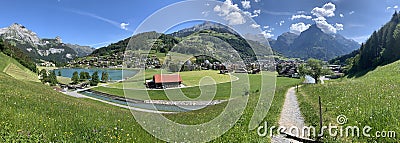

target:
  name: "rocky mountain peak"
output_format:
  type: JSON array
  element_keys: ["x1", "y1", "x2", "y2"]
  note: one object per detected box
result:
[{"x1": 0, "y1": 23, "x2": 41, "y2": 45}]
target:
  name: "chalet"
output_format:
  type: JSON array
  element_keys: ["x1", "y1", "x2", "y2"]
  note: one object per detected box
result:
[{"x1": 146, "y1": 74, "x2": 183, "y2": 89}]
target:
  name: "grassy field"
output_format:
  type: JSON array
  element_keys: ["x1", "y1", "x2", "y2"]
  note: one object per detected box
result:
[
  {"x1": 94, "y1": 72, "x2": 248, "y2": 101},
  {"x1": 107, "y1": 70, "x2": 232, "y2": 89},
  {"x1": 0, "y1": 72, "x2": 159, "y2": 142},
  {"x1": 163, "y1": 76, "x2": 301, "y2": 142},
  {"x1": 98, "y1": 70, "x2": 237, "y2": 101},
  {"x1": 57, "y1": 76, "x2": 72, "y2": 85},
  {"x1": 179, "y1": 70, "x2": 233, "y2": 86},
  {"x1": 0, "y1": 53, "x2": 39, "y2": 82},
  {"x1": 0, "y1": 64, "x2": 300, "y2": 142},
  {"x1": 297, "y1": 61, "x2": 400, "y2": 142}
]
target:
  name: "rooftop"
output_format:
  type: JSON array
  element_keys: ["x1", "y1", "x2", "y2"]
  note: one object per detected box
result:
[{"x1": 153, "y1": 74, "x2": 182, "y2": 83}]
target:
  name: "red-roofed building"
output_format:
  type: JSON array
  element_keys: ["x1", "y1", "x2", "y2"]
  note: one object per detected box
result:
[{"x1": 146, "y1": 74, "x2": 183, "y2": 89}]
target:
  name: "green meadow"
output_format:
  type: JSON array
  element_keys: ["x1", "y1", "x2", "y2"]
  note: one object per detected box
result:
[
  {"x1": 0, "y1": 53, "x2": 39, "y2": 82},
  {"x1": 298, "y1": 60, "x2": 400, "y2": 142},
  {"x1": 0, "y1": 52, "x2": 301, "y2": 142}
]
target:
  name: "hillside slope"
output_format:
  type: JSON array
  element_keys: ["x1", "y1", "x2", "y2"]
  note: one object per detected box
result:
[
  {"x1": 0, "y1": 53, "x2": 39, "y2": 82},
  {"x1": 336, "y1": 12, "x2": 400, "y2": 76},
  {"x1": 298, "y1": 60, "x2": 400, "y2": 142},
  {"x1": 0, "y1": 71, "x2": 159, "y2": 142}
]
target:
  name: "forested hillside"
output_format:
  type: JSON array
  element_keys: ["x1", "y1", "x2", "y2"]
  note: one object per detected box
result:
[
  {"x1": 0, "y1": 39, "x2": 37, "y2": 73},
  {"x1": 345, "y1": 12, "x2": 400, "y2": 75}
]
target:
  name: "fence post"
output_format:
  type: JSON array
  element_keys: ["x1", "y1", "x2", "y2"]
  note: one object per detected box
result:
[{"x1": 318, "y1": 96, "x2": 323, "y2": 140}]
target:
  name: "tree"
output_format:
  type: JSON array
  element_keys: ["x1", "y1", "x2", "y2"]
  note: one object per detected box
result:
[
  {"x1": 39, "y1": 69, "x2": 48, "y2": 83},
  {"x1": 79, "y1": 71, "x2": 86, "y2": 81},
  {"x1": 58, "y1": 70, "x2": 62, "y2": 76},
  {"x1": 90, "y1": 71, "x2": 100, "y2": 86},
  {"x1": 101, "y1": 72, "x2": 109, "y2": 83},
  {"x1": 72, "y1": 71, "x2": 80, "y2": 84},
  {"x1": 85, "y1": 72, "x2": 91, "y2": 80},
  {"x1": 49, "y1": 70, "x2": 58, "y2": 86},
  {"x1": 299, "y1": 59, "x2": 331, "y2": 84}
]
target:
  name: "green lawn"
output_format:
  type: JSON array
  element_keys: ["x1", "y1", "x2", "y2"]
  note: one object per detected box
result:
[
  {"x1": 297, "y1": 60, "x2": 400, "y2": 142},
  {"x1": 57, "y1": 76, "x2": 72, "y2": 85},
  {"x1": 107, "y1": 70, "x2": 233, "y2": 89},
  {"x1": 94, "y1": 73, "x2": 247, "y2": 101},
  {"x1": 179, "y1": 70, "x2": 233, "y2": 86}
]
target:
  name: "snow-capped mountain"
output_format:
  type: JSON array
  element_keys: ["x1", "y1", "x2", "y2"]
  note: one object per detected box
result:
[
  {"x1": 0, "y1": 23, "x2": 94, "y2": 63},
  {"x1": 0, "y1": 23, "x2": 42, "y2": 46}
]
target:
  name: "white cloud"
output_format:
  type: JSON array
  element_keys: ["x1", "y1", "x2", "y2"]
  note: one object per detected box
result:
[
  {"x1": 263, "y1": 25, "x2": 270, "y2": 29},
  {"x1": 254, "y1": 0, "x2": 261, "y2": 2},
  {"x1": 339, "y1": 13, "x2": 344, "y2": 18},
  {"x1": 261, "y1": 30, "x2": 274, "y2": 38},
  {"x1": 349, "y1": 11, "x2": 355, "y2": 15},
  {"x1": 290, "y1": 22, "x2": 312, "y2": 35},
  {"x1": 225, "y1": 12, "x2": 246, "y2": 25},
  {"x1": 243, "y1": 9, "x2": 261, "y2": 18},
  {"x1": 250, "y1": 23, "x2": 261, "y2": 28},
  {"x1": 387, "y1": 7, "x2": 392, "y2": 10},
  {"x1": 315, "y1": 20, "x2": 337, "y2": 34},
  {"x1": 291, "y1": 14, "x2": 312, "y2": 20},
  {"x1": 278, "y1": 20, "x2": 285, "y2": 26},
  {"x1": 395, "y1": 5, "x2": 399, "y2": 9},
  {"x1": 120, "y1": 23, "x2": 129, "y2": 30},
  {"x1": 311, "y1": 2, "x2": 336, "y2": 18},
  {"x1": 214, "y1": 0, "x2": 241, "y2": 16},
  {"x1": 312, "y1": 17, "x2": 326, "y2": 21},
  {"x1": 311, "y1": 13, "x2": 344, "y2": 34},
  {"x1": 241, "y1": 0, "x2": 251, "y2": 9},
  {"x1": 214, "y1": 0, "x2": 246, "y2": 25},
  {"x1": 335, "y1": 23, "x2": 344, "y2": 31}
]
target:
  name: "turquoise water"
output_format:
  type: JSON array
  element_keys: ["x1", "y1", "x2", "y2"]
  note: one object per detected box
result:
[
  {"x1": 79, "y1": 90, "x2": 204, "y2": 112},
  {"x1": 54, "y1": 68, "x2": 138, "y2": 81}
]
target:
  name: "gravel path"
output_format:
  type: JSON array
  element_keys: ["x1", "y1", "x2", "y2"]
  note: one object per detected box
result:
[{"x1": 271, "y1": 87, "x2": 306, "y2": 143}]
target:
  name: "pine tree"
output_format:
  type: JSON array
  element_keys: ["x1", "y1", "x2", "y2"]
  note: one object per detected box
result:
[
  {"x1": 39, "y1": 69, "x2": 48, "y2": 83},
  {"x1": 90, "y1": 71, "x2": 100, "y2": 86},
  {"x1": 101, "y1": 72, "x2": 109, "y2": 83},
  {"x1": 72, "y1": 71, "x2": 80, "y2": 84},
  {"x1": 79, "y1": 71, "x2": 86, "y2": 81},
  {"x1": 49, "y1": 71, "x2": 58, "y2": 86}
]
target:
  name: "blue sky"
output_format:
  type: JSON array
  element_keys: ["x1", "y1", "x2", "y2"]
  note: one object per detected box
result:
[{"x1": 1, "y1": 0, "x2": 399, "y2": 48}]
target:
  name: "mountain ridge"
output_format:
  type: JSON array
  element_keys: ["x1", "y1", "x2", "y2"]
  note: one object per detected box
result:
[
  {"x1": 0, "y1": 23, "x2": 95, "y2": 63},
  {"x1": 270, "y1": 24, "x2": 360, "y2": 61}
]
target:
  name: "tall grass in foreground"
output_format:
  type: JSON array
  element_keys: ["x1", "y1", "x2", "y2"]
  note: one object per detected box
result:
[{"x1": 298, "y1": 61, "x2": 400, "y2": 142}]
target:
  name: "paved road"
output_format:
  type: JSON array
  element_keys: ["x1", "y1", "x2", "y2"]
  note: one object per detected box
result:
[{"x1": 271, "y1": 87, "x2": 306, "y2": 143}]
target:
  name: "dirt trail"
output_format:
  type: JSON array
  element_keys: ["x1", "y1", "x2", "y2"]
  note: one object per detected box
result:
[{"x1": 271, "y1": 87, "x2": 306, "y2": 143}]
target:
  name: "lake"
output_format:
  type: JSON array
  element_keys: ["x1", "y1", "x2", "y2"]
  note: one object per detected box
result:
[{"x1": 54, "y1": 68, "x2": 138, "y2": 81}]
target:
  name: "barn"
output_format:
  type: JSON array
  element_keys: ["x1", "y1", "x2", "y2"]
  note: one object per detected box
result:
[{"x1": 146, "y1": 74, "x2": 183, "y2": 89}]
